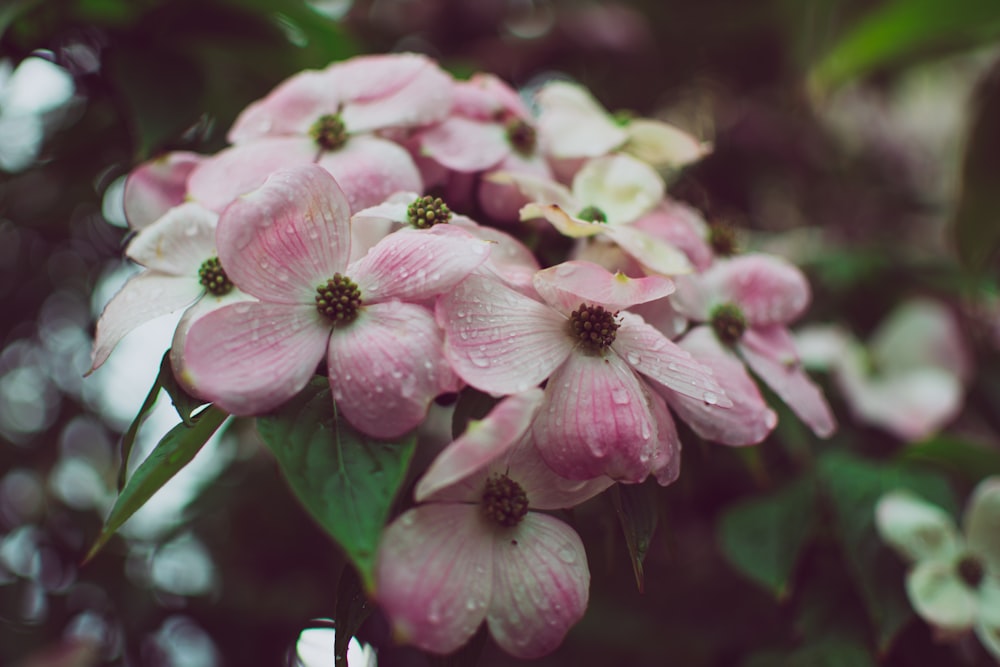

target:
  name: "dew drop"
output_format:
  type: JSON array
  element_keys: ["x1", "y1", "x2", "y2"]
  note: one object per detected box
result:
[
  {"x1": 557, "y1": 548, "x2": 576, "y2": 564},
  {"x1": 611, "y1": 387, "x2": 630, "y2": 405},
  {"x1": 703, "y1": 391, "x2": 718, "y2": 405},
  {"x1": 626, "y1": 351, "x2": 641, "y2": 365}
]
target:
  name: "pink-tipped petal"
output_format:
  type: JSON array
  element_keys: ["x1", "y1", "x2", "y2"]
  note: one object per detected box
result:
[
  {"x1": 90, "y1": 272, "x2": 204, "y2": 373},
  {"x1": 350, "y1": 225, "x2": 491, "y2": 304},
  {"x1": 532, "y1": 351, "x2": 659, "y2": 483},
  {"x1": 438, "y1": 274, "x2": 573, "y2": 394},
  {"x1": 327, "y1": 302, "x2": 458, "y2": 439},
  {"x1": 489, "y1": 170, "x2": 577, "y2": 212},
  {"x1": 375, "y1": 504, "x2": 493, "y2": 655},
  {"x1": 217, "y1": 164, "x2": 352, "y2": 304},
  {"x1": 478, "y1": 152, "x2": 553, "y2": 224},
  {"x1": 661, "y1": 326, "x2": 777, "y2": 446},
  {"x1": 182, "y1": 302, "x2": 330, "y2": 415},
  {"x1": 533, "y1": 260, "x2": 674, "y2": 313},
  {"x1": 417, "y1": 389, "x2": 544, "y2": 503},
  {"x1": 614, "y1": 312, "x2": 732, "y2": 407},
  {"x1": 647, "y1": 389, "x2": 682, "y2": 486},
  {"x1": 315, "y1": 135, "x2": 423, "y2": 213},
  {"x1": 452, "y1": 217, "x2": 541, "y2": 292},
  {"x1": 420, "y1": 117, "x2": 509, "y2": 172},
  {"x1": 739, "y1": 326, "x2": 836, "y2": 438},
  {"x1": 123, "y1": 151, "x2": 203, "y2": 229},
  {"x1": 506, "y1": 439, "x2": 614, "y2": 510},
  {"x1": 125, "y1": 203, "x2": 218, "y2": 275},
  {"x1": 229, "y1": 69, "x2": 338, "y2": 142},
  {"x1": 187, "y1": 137, "x2": 317, "y2": 213},
  {"x1": 488, "y1": 513, "x2": 589, "y2": 658},
  {"x1": 604, "y1": 224, "x2": 694, "y2": 276},
  {"x1": 633, "y1": 200, "x2": 714, "y2": 272}
]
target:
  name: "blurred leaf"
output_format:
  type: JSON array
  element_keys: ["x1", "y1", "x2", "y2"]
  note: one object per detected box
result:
[
  {"x1": 334, "y1": 565, "x2": 371, "y2": 666},
  {"x1": 611, "y1": 481, "x2": 659, "y2": 592},
  {"x1": 108, "y1": 43, "x2": 206, "y2": 159},
  {"x1": 952, "y1": 60, "x2": 1000, "y2": 274},
  {"x1": 451, "y1": 386, "x2": 499, "y2": 439},
  {"x1": 743, "y1": 636, "x2": 877, "y2": 667},
  {"x1": 117, "y1": 351, "x2": 167, "y2": 490},
  {"x1": 812, "y1": 0, "x2": 1000, "y2": 90},
  {"x1": 159, "y1": 351, "x2": 206, "y2": 426},
  {"x1": 817, "y1": 450, "x2": 957, "y2": 652},
  {"x1": 257, "y1": 378, "x2": 416, "y2": 590},
  {"x1": 87, "y1": 405, "x2": 229, "y2": 562},
  {"x1": 899, "y1": 434, "x2": 1000, "y2": 482},
  {"x1": 0, "y1": 0, "x2": 41, "y2": 40},
  {"x1": 718, "y1": 476, "x2": 817, "y2": 598}
]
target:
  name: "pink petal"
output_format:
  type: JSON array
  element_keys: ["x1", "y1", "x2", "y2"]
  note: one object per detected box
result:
[
  {"x1": 327, "y1": 302, "x2": 458, "y2": 439},
  {"x1": 647, "y1": 389, "x2": 682, "y2": 486},
  {"x1": 533, "y1": 260, "x2": 674, "y2": 313},
  {"x1": 452, "y1": 217, "x2": 540, "y2": 293},
  {"x1": 739, "y1": 326, "x2": 836, "y2": 438},
  {"x1": 89, "y1": 271, "x2": 203, "y2": 373},
  {"x1": 438, "y1": 274, "x2": 573, "y2": 394},
  {"x1": 605, "y1": 222, "x2": 694, "y2": 275},
  {"x1": 186, "y1": 137, "x2": 317, "y2": 213},
  {"x1": 349, "y1": 192, "x2": 415, "y2": 262},
  {"x1": 419, "y1": 116, "x2": 509, "y2": 172},
  {"x1": 661, "y1": 326, "x2": 777, "y2": 446},
  {"x1": 633, "y1": 200, "x2": 714, "y2": 272},
  {"x1": 614, "y1": 312, "x2": 732, "y2": 406},
  {"x1": 182, "y1": 302, "x2": 330, "y2": 415},
  {"x1": 675, "y1": 254, "x2": 810, "y2": 326},
  {"x1": 125, "y1": 202, "x2": 217, "y2": 275},
  {"x1": 416, "y1": 389, "x2": 544, "y2": 503},
  {"x1": 532, "y1": 351, "x2": 660, "y2": 483},
  {"x1": 315, "y1": 135, "x2": 423, "y2": 213},
  {"x1": 504, "y1": 438, "x2": 614, "y2": 510},
  {"x1": 123, "y1": 151, "x2": 203, "y2": 229},
  {"x1": 216, "y1": 164, "x2": 352, "y2": 305},
  {"x1": 488, "y1": 513, "x2": 589, "y2": 658},
  {"x1": 350, "y1": 225, "x2": 491, "y2": 304},
  {"x1": 478, "y1": 152, "x2": 553, "y2": 224},
  {"x1": 375, "y1": 504, "x2": 493, "y2": 655},
  {"x1": 229, "y1": 69, "x2": 339, "y2": 142},
  {"x1": 489, "y1": 170, "x2": 577, "y2": 212}
]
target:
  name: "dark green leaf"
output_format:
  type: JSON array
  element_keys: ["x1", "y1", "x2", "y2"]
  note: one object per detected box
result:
[
  {"x1": 817, "y1": 450, "x2": 957, "y2": 652},
  {"x1": 334, "y1": 565, "x2": 372, "y2": 666},
  {"x1": 87, "y1": 405, "x2": 229, "y2": 562},
  {"x1": 116, "y1": 351, "x2": 166, "y2": 491},
  {"x1": 718, "y1": 476, "x2": 817, "y2": 598},
  {"x1": 953, "y1": 60, "x2": 1000, "y2": 274},
  {"x1": 610, "y1": 481, "x2": 659, "y2": 592},
  {"x1": 743, "y1": 637, "x2": 877, "y2": 667},
  {"x1": 256, "y1": 378, "x2": 416, "y2": 590},
  {"x1": 811, "y1": 0, "x2": 1000, "y2": 91},
  {"x1": 159, "y1": 350, "x2": 206, "y2": 426},
  {"x1": 899, "y1": 434, "x2": 1000, "y2": 482}
]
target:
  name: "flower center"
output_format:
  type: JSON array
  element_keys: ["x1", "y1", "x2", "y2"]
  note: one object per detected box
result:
[
  {"x1": 570, "y1": 303, "x2": 619, "y2": 352},
  {"x1": 578, "y1": 206, "x2": 608, "y2": 223},
  {"x1": 198, "y1": 257, "x2": 233, "y2": 296},
  {"x1": 310, "y1": 113, "x2": 348, "y2": 151},
  {"x1": 708, "y1": 223, "x2": 738, "y2": 257},
  {"x1": 710, "y1": 302, "x2": 746, "y2": 345},
  {"x1": 505, "y1": 118, "x2": 536, "y2": 157},
  {"x1": 315, "y1": 273, "x2": 362, "y2": 324},
  {"x1": 957, "y1": 554, "x2": 985, "y2": 589},
  {"x1": 482, "y1": 474, "x2": 529, "y2": 528},
  {"x1": 407, "y1": 195, "x2": 452, "y2": 229}
]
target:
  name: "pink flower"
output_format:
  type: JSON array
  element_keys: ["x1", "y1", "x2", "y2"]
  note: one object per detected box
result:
[
  {"x1": 671, "y1": 253, "x2": 836, "y2": 438},
  {"x1": 187, "y1": 53, "x2": 454, "y2": 213},
  {"x1": 375, "y1": 390, "x2": 611, "y2": 658},
  {"x1": 122, "y1": 151, "x2": 204, "y2": 229},
  {"x1": 181, "y1": 164, "x2": 490, "y2": 437},
  {"x1": 437, "y1": 260, "x2": 730, "y2": 482}
]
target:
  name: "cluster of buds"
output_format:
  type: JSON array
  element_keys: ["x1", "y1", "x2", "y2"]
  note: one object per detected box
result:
[{"x1": 91, "y1": 52, "x2": 835, "y2": 658}]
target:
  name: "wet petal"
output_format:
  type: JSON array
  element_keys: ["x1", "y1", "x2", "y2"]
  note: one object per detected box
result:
[
  {"x1": 125, "y1": 202, "x2": 218, "y2": 275},
  {"x1": 416, "y1": 389, "x2": 544, "y2": 503},
  {"x1": 217, "y1": 164, "x2": 353, "y2": 304},
  {"x1": 350, "y1": 225, "x2": 491, "y2": 304},
  {"x1": 647, "y1": 388, "x2": 682, "y2": 486},
  {"x1": 488, "y1": 513, "x2": 589, "y2": 658},
  {"x1": 419, "y1": 116, "x2": 509, "y2": 172},
  {"x1": 315, "y1": 135, "x2": 424, "y2": 213},
  {"x1": 123, "y1": 151, "x2": 203, "y2": 229},
  {"x1": 90, "y1": 272, "x2": 203, "y2": 373},
  {"x1": 965, "y1": 477, "x2": 1000, "y2": 574},
  {"x1": 906, "y1": 558, "x2": 978, "y2": 631},
  {"x1": 328, "y1": 302, "x2": 458, "y2": 439},
  {"x1": 375, "y1": 504, "x2": 493, "y2": 656},
  {"x1": 229, "y1": 69, "x2": 338, "y2": 142},
  {"x1": 875, "y1": 490, "x2": 962, "y2": 563},
  {"x1": 604, "y1": 224, "x2": 693, "y2": 276},
  {"x1": 533, "y1": 260, "x2": 674, "y2": 313},
  {"x1": 614, "y1": 312, "x2": 732, "y2": 406},
  {"x1": 532, "y1": 352, "x2": 659, "y2": 483},
  {"x1": 182, "y1": 302, "x2": 330, "y2": 415},
  {"x1": 503, "y1": 437, "x2": 614, "y2": 510},
  {"x1": 739, "y1": 326, "x2": 835, "y2": 438},
  {"x1": 438, "y1": 274, "x2": 573, "y2": 394}
]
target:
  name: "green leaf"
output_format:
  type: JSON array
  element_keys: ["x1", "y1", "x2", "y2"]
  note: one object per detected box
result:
[
  {"x1": 158, "y1": 351, "x2": 206, "y2": 426},
  {"x1": 718, "y1": 476, "x2": 817, "y2": 599},
  {"x1": 256, "y1": 379, "x2": 417, "y2": 590},
  {"x1": 334, "y1": 565, "x2": 372, "y2": 666},
  {"x1": 899, "y1": 434, "x2": 1000, "y2": 482},
  {"x1": 117, "y1": 352, "x2": 166, "y2": 491},
  {"x1": 817, "y1": 450, "x2": 957, "y2": 652},
  {"x1": 811, "y1": 0, "x2": 1000, "y2": 91},
  {"x1": 743, "y1": 636, "x2": 877, "y2": 667},
  {"x1": 952, "y1": 61, "x2": 1000, "y2": 274},
  {"x1": 87, "y1": 405, "x2": 229, "y2": 562},
  {"x1": 610, "y1": 481, "x2": 659, "y2": 592}
]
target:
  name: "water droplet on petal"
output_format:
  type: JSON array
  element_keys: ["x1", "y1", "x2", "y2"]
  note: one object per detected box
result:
[
  {"x1": 703, "y1": 391, "x2": 718, "y2": 405},
  {"x1": 626, "y1": 351, "x2": 641, "y2": 365}
]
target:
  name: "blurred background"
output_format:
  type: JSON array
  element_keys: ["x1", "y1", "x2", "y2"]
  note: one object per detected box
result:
[{"x1": 2, "y1": 0, "x2": 1000, "y2": 665}]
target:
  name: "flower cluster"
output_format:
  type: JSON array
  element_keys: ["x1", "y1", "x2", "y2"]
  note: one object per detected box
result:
[{"x1": 91, "y1": 52, "x2": 835, "y2": 658}]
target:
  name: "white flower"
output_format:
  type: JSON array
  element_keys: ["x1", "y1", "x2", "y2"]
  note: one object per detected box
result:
[
  {"x1": 875, "y1": 478, "x2": 1000, "y2": 660},
  {"x1": 0, "y1": 56, "x2": 74, "y2": 172}
]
